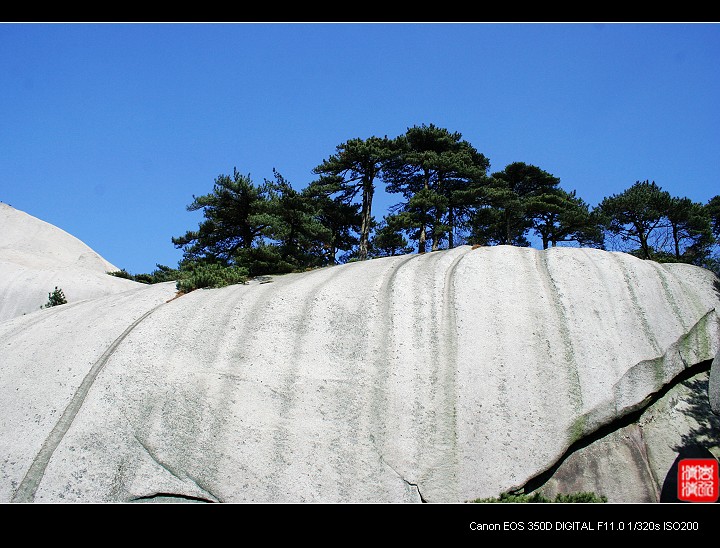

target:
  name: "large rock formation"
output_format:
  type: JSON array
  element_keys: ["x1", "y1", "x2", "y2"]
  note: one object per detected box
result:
[
  {"x1": 0, "y1": 203, "x2": 140, "y2": 322},
  {"x1": 531, "y1": 368, "x2": 719, "y2": 502},
  {"x1": 0, "y1": 205, "x2": 718, "y2": 503}
]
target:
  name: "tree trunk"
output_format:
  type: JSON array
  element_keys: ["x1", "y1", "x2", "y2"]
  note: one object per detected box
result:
[
  {"x1": 431, "y1": 209, "x2": 441, "y2": 251},
  {"x1": 504, "y1": 211, "x2": 511, "y2": 245},
  {"x1": 448, "y1": 208, "x2": 455, "y2": 249},
  {"x1": 358, "y1": 184, "x2": 373, "y2": 261},
  {"x1": 639, "y1": 232, "x2": 651, "y2": 259},
  {"x1": 420, "y1": 171, "x2": 430, "y2": 253}
]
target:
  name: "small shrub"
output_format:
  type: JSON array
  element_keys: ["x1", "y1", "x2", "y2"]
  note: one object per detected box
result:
[
  {"x1": 131, "y1": 273, "x2": 154, "y2": 284},
  {"x1": 143, "y1": 264, "x2": 181, "y2": 284},
  {"x1": 108, "y1": 264, "x2": 181, "y2": 284},
  {"x1": 42, "y1": 286, "x2": 67, "y2": 308},
  {"x1": 553, "y1": 492, "x2": 608, "y2": 503},
  {"x1": 471, "y1": 491, "x2": 607, "y2": 503},
  {"x1": 107, "y1": 269, "x2": 134, "y2": 280},
  {"x1": 176, "y1": 263, "x2": 248, "y2": 294}
]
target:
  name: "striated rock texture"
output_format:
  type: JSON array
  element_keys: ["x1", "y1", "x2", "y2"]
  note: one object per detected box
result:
[
  {"x1": 531, "y1": 368, "x2": 719, "y2": 502},
  {"x1": 0, "y1": 203, "x2": 140, "y2": 321},
  {"x1": 0, "y1": 219, "x2": 718, "y2": 502}
]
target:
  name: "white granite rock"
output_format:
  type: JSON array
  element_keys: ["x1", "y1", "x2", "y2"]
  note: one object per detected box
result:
[
  {"x1": 0, "y1": 203, "x2": 141, "y2": 321},
  {"x1": 1, "y1": 206, "x2": 718, "y2": 503}
]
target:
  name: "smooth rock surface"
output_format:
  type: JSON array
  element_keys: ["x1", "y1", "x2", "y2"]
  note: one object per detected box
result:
[
  {"x1": 1, "y1": 222, "x2": 718, "y2": 502},
  {"x1": 0, "y1": 203, "x2": 141, "y2": 321}
]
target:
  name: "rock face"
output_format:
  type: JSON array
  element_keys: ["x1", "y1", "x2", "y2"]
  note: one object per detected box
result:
[
  {"x1": 0, "y1": 203, "x2": 140, "y2": 321},
  {"x1": 0, "y1": 206, "x2": 718, "y2": 503},
  {"x1": 711, "y1": 351, "x2": 720, "y2": 416},
  {"x1": 533, "y1": 368, "x2": 719, "y2": 502}
]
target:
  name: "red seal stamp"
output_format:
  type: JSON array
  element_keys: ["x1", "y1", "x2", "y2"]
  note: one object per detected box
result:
[{"x1": 677, "y1": 458, "x2": 719, "y2": 502}]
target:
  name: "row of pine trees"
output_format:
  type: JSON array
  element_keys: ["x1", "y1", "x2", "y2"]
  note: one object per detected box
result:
[{"x1": 124, "y1": 124, "x2": 720, "y2": 282}]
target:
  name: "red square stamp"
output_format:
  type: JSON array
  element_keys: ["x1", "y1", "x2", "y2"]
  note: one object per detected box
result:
[{"x1": 678, "y1": 458, "x2": 719, "y2": 502}]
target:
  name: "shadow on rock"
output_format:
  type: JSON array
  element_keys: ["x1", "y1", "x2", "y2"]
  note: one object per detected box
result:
[{"x1": 660, "y1": 375, "x2": 720, "y2": 503}]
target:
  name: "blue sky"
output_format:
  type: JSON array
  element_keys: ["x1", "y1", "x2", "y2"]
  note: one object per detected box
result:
[{"x1": 1, "y1": 22, "x2": 719, "y2": 274}]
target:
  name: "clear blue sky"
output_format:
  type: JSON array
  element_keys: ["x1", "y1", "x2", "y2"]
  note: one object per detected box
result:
[{"x1": 2, "y1": 22, "x2": 718, "y2": 274}]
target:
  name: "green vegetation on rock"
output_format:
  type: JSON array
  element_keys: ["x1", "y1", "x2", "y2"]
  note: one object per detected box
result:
[
  {"x1": 108, "y1": 125, "x2": 720, "y2": 280},
  {"x1": 175, "y1": 263, "x2": 248, "y2": 294},
  {"x1": 472, "y1": 491, "x2": 607, "y2": 503},
  {"x1": 41, "y1": 286, "x2": 67, "y2": 308}
]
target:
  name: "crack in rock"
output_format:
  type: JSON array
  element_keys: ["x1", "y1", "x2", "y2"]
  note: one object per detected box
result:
[
  {"x1": 369, "y1": 435, "x2": 426, "y2": 503},
  {"x1": 130, "y1": 492, "x2": 217, "y2": 503},
  {"x1": 11, "y1": 302, "x2": 166, "y2": 503},
  {"x1": 520, "y1": 358, "x2": 714, "y2": 496},
  {"x1": 132, "y1": 433, "x2": 222, "y2": 503}
]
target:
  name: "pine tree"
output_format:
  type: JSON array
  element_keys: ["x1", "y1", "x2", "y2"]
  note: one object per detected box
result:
[
  {"x1": 527, "y1": 188, "x2": 603, "y2": 249},
  {"x1": 249, "y1": 169, "x2": 332, "y2": 273},
  {"x1": 664, "y1": 196, "x2": 714, "y2": 264},
  {"x1": 384, "y1": 124, "x2": 490, "y2": 252},
  {"x1": 597, "y1": 180, "x2": 673, "y2": 259},
  {"x1": 469, "y1": 162, "x2": 560, "y2": 247},
  {"x1": 369, "y1": 214, "x2": 414, "y2": 257},
  {"x1": 304, "y1": 182, "x2": 362, "y2": 265},
  {"x1": 312, "y1": 136, "x2": 398, "y2": 261},
  {"x1": 171, "y1": 168, "x2": 272, "y2": 265},
  {"x1": 42, "y1": 287, "x2": 67, "y2": 308},
  {"x1": 706, "y1": 195, "x2": 720, "y2": 240}
]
